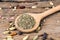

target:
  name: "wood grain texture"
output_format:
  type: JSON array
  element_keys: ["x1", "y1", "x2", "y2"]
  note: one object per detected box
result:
[{"x1": 0, "y1": 0, "x2": 60, "y2": 40}]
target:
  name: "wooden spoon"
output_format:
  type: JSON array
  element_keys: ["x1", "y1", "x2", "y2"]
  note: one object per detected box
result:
[{"x1": 15, "y1": 5, "x2": 60, "y2": 33}]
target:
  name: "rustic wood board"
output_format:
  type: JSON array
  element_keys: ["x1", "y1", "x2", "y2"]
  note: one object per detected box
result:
[{"x1": 0, "y1": 0, "x2": 60, "y2": 40}]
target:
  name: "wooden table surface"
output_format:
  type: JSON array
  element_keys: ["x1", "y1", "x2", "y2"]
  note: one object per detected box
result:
[{"x1": 0, "y1": 0, "x2": 60, "y2": 40}]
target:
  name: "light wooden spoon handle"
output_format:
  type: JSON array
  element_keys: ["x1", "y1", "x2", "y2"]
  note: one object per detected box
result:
[{"x1": 40, "y1": 5, "x2": 60, "y2": 18}]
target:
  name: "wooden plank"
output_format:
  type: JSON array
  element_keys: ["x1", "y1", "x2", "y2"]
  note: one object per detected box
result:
[
  {"x1": 0, "y1": 0, "x2": 60, "y2": 40},
  {"x1": 0, "y1": 1, "x2": 52, "y2": 8}
]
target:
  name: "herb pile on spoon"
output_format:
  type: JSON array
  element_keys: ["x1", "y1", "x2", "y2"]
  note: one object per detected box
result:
[{"x1": 17, "y1": 14, "x2": 35, "y2": 29}]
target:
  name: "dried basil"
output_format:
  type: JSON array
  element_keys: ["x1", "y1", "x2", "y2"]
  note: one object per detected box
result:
[{"x1": 17, "y1": 14, "x2": 35, "y2": 29}]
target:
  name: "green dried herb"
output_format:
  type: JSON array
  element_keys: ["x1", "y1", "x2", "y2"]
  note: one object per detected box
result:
[{"x1": 17, "y1": 14, "x2": 35, "y2": 29}]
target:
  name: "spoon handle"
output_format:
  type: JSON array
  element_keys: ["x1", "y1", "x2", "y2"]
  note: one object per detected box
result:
[{"x1": 41, "y1": 5, "x2": 60, "y2": 18}]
